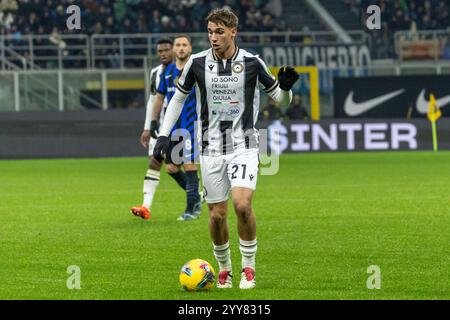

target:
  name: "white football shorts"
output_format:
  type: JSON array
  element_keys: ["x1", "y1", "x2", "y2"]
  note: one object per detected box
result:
[
  {"x1": 148, "y1": 137, "x2": 156, "y2": 156},
  {"x1": 200, "y1": 148, "x2": 259, "y2": 203}
]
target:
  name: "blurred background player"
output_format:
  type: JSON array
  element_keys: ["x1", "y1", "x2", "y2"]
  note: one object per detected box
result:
[
  {"x1": 151, "y1": 34, "x2": 202, "y2": 221},
  {"x1": 130, "y1": 37, "x2": 173, "y2": 220},
  {"x1": 153, "y1": 9, "x2": 299, "y2": 289}
]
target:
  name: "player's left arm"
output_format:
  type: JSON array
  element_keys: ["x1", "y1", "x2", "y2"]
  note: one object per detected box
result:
[{"x1": 257, "y1": 57, "x2": 298, "y2": 106}]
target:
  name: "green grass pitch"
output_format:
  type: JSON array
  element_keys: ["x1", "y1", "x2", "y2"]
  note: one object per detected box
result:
[{"x1": 0, "y1": 152, "x2": 449, "y2": 300}]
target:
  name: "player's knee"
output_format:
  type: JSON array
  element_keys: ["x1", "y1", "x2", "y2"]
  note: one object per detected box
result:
[
  {"x1": 210, "y1": 213, "x2": 225, "y2": 226},
  {"x1": 149, "y1": 157, "x2": 161, "y2": 171},
  {"x1": 209, "y1": 206, "x2": 227, "y2": 225},
  {"x1": 234, "y1": 201, "x2": 252, "y2": 221}
]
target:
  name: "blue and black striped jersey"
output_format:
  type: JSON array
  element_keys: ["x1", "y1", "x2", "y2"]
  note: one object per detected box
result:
[{"x1": 157, "y1": 63, "x2": 197, "y2": 136}]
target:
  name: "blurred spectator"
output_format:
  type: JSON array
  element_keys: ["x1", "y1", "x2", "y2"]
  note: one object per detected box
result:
[
  {"x1": 436, "y1": 1, "x2": 449, "y2": 28},
  {"x1": 443, "y1": 40, "x2": 450, "y2": 59},
  {"x1": 104, "y1": 16, "x2": 118, "y2": 34},
  {"x1": 49, "y1": 27, "x2": 68, "y2": 55},
  {"x1": 48, "y1": 26, "x2": 69, "y2": 68},
  {"x1": 0, "y1": 10, "x2": 14, "y2": 30},
  {"x1": 263, "y1": 0, "x2": 282, "y2": 18},
  {"x1": 191, "y1": 0, "x2": 211, "y2": 30},
  {"x1": 259, "y1": 13, "x2": 275, "y2": 32},
  {"x1": 53, "y1": 4, "x2": 66, "y2": 31},
  {"x1": 1, "y1": 0, "x2": 286, "y2": 69},
  {"x1": 120, "y1": 18, "x2": 135, "y2": 33},
  {"x1": 0, "y1": 0, "x2": 18, "y2": 32},
  {"x1": 345, "y1": 0, "x2": 450, "y2": 59},
  {"x1": 1, "y1": 0, "x2": 281, "y2": 36},
  {"x1": 149, "y1": 9, "x2": 162, "y2": 33},
  {"x1": 261, "y1": 99, "x2": 283, "y2": 121},
  {"x1": 160, "y1": 15, "x2": 175, "y2": 33},
  {"x1": 285, "y1": 95, "x2": 309, "y2": 121},
  {"x1": 347, "y1": 0, "x2": 450, "y2": 33}
]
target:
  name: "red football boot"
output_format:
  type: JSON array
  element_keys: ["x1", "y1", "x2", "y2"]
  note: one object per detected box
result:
[{"x1": 130, "y1": 206, "x2": 151, "y2": 220}]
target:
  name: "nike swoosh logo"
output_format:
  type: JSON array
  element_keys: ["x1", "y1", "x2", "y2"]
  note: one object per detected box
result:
[
  {"x1": 165, "y1": 75, "x2": 172, "y2": 79},
  {"x1": 416, "y1": 89, "x2": 450, "y2": 113},
  {"x1": 344, "y1": 89, "x2": 405, "y2": 116}
]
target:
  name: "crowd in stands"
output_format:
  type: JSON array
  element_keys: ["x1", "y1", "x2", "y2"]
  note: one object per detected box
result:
[
  {"x1": 344, "y1": 0, "x2": 450, "y2": 58},
  {"x1": 0, "y1": 0, "x2": 285, "y2": 68},
  {"x1": 0, "y1": 0, "x2": 283, "y2": 36},
  {"x1": 346, "y1": 0, "x2": 450, "y2": 31}
]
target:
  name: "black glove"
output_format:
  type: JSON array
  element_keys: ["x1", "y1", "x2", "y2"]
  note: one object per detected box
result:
[
  {"x1": 153, "y1": 135, "x2": 170, "y2": 162},
  {"x1": 150, "y1": 120, "x2": 159, "y2": 139},
  {"x1": 278, "y1": 66, "x2": 299, "y2": 91}
]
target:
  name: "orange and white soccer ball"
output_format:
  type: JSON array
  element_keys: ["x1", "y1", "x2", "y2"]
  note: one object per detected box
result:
[{"x1": 179, "y1": 259, "x2": 216, "y2": 291}]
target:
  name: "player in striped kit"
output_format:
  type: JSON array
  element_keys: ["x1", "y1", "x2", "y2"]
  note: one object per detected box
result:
[
  {"x1": 153, "y1": 9, "x2": 299, "y2": 288},
  {"x1": 131, "y1": 37, "x2": 173, "y2": 221},
  {"x1": 150, "y1": 34, "x2": 202, "y2": 221}
]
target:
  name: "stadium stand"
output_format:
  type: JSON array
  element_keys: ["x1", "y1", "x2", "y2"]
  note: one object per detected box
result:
[
  {"x1": 319, "y1": 0, "x2": 450, "y2": 58},
  {"x1": 0, "y1": 0, "x2": 284, "y2": 35},
  {"x1": 346, "y1": 0, "x2": 450, "y2": 31},
  {"x1": 318, "y1": 0, "x2": 362, "y2": 30},
  {"x1": 0, "y1": 0, "x2": 292, "y2": 68},
  {"x1": 1, "y1": 0, "x2": 449, "y2": 114},
  {"x1": 2, "y1": 0, "x2": 449, "y2": 61}
]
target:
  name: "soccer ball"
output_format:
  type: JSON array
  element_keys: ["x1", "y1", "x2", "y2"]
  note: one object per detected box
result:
[{"x1": 179, "y1": 259, "x2": 216, "y2": 291}]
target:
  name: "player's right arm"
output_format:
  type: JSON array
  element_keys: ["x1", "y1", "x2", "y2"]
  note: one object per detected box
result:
[
  {"x1": 150, "y1": 93, "x2": 165, "y2": 139},
  {"x1": 141, "y1": 67, "x2": 160, "y2": 148},
  {"x1": 140, "y1": 94, "x2": 154, "y2": 148},
  {"x1": 149, "y1": 70, "x2": 169, "y2": 139}
]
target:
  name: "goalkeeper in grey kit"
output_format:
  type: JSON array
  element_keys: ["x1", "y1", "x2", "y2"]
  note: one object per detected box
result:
[{"x1": 154, "y1": 8, "x2": 299, "y2": 289}]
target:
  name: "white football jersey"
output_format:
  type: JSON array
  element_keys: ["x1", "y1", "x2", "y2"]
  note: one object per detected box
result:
[{"x1": 176, "y1": 47, "x2": 278, "y2": 156}]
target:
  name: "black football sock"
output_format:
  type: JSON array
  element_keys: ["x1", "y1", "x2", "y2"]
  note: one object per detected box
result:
[
  {"x1": 169, "y1": 171, "x2": 187, "y2": 190},
  {"x1": 185, "y1": 170, "x2": 200, "y2": 212}
]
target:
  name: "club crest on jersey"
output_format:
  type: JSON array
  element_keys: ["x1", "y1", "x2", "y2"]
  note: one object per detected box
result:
[
  {"x1": 174, "y1": 76, "x2": 179, "y2": 85},
  {"x1": 232, "y1": 62, "x2": 244, "y2": 74}
]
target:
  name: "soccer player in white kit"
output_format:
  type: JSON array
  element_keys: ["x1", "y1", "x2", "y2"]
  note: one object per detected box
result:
[
  {"x1": 130, "y1": 38, "x2": 173, "y2": 220},
  {"x1": 153, "y1": 9, "x2": 299, "y2": 289}
]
